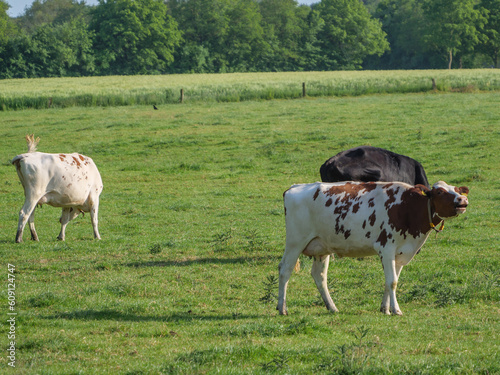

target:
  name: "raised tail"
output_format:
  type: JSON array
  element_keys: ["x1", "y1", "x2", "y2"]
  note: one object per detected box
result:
[{"x1": 25, "y1": 134, "x2": 40, "y2": 153}]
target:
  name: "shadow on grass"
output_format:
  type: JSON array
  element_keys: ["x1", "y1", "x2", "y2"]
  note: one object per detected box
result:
[
  {"x1": 124, "y1": 255, "x2": 279, "y2": 268},
  {"x1": 44, "y1": 309, "x2": 260, "y2": 322}
]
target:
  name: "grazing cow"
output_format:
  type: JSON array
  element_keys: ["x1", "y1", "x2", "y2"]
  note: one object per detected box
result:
[
  {"x1": 320, "y1": 146, "x2": 430, "y2": 188},
  {"x1": 11, "y1": 135, "x2": 103, "y2": 242},
  {"x1": 277, "y1": 180, "x2": 468, "y2": 315}
]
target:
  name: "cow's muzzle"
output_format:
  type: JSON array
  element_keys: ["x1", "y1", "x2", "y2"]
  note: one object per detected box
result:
[{"x1": 455, "y1": 196, "x2": 468, "y2": 214}]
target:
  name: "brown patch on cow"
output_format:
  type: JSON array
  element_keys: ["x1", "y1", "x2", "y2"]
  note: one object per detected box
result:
[
  {"x1": 386, "y1": 187, "x2": 430, "y2": 239},
  {"x1": 362, "y1": 220, "x2": 366, "y2": 229},
  {"x1": 72, "y1": 156, "x2": 81, "y2": 167},
  {"x1": 334, "y1": 201, "x2": 352, "y2": 220},
  {"x1": 352, "y1": 202, "x2": 361, "y2": 213},
  {"x1": 324, "y1": 182, "x2": 377, "y2": 201},
  {"x1": 369, "y1": 211, "x2": 376, "y2": 226},
  {"x1": 368, "y1": 198, "x2": 375, "y2": 207},
  {"x1": 344, "y1": 230, "x2": 351, "y2": 240},
  {"x1": 59, "y1": 154, "x2": 66, "y2": 161},
  {"x1": 313, "y1": 188, "x2": 320, "y2": 201},
  {"x1": 365, "y1": 231, "x2": 371, "y2": 238},
  {"x1": 79, "y1": 154, "x2": 85, "y2": 161},
  {"x1": 335, "y1": 220, "x2": 344, "y2": 235},
  {"x1": 325, "y1": 198, "x2": 333, "y2": 207},
  {"x1": 376, "y1": 229, "x2": 389, "y2": 247},
  {"x1": 67, "y1": 183, "x2": 72, "y2": 188},
  {"x1": 384, "y1": 186, "x2": 399, "y2": 209}
]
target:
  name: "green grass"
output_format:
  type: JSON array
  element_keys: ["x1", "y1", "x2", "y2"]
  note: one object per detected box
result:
[
  {"x1": 1, "y1": 69, "x2": 500, "y2": 110},
  {"x1": 0, "y1": 91, "x2": 498, "y2": 374}
]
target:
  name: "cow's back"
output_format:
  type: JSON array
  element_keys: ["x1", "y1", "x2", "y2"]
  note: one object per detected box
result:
[
  {"x1": 12, "y1": 152, "x2": 102, "y2": 206},
  {"x1": 320, "y1": 146, "x2": 429, "y2": 188},
  {"x1": 284, "y1": 182, "x2": 383, "y2": 257}
]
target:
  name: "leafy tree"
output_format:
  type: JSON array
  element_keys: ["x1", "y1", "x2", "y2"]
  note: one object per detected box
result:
[
  {"x1": 90, "y1": 0, "x2": 181, "y2": 75},
  {"x1": 33, "y1": 18, "x2": 95, "y2": 76},
  {"x1": 171, "y1": 0, "x2": 270, "y2": 73},
  {"x1": 169, "y1": 0, "x2": 231, "y2": 72},
  {"x1": 294, "y1": 5, "x2": 324, "y2": 70},
  {"x1": 18, "y1": 0, "x2": 90, "y2": 35},
  {"x1": 0, "y1": 0, "x2": 18, "y2": 44},
  {"x1": 372, "y1": 0, "x2": 440, "y2": 69},
  {"x1": 0, "y1": 33, "x2": 42, "y2": 78},
  {"x1": 225, "y1": 0, "x2": 268, "y2": 71},
  {"x1": 422, "y1": 0, "x2": 487, "y2": 69},
  {"x1": 259, "y1": 0, "x2": 303, "y2": 70},
  {"x1": 362, "y1": 0, "x2": 382, "y2": 14},
  {"x1": 479, "y1": 0, "x2": 500, "y2": 67},
  {"x1": 316, "y1": 0, "x2": 389, "y2": 70},
  {"x1": 257, "y1": 0, "x2": 323, "y2": 71},
  {"x1": 0, "y1": 18, "x2": 95, "y2": 78}
]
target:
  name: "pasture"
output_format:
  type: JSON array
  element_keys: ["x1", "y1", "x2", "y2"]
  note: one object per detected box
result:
[
  {"x1": 0, "y1": 84, "x2": 499, "y2": 373},
  {"x1": 1, "y1": 69, "x2": 500, "y2": 110}
]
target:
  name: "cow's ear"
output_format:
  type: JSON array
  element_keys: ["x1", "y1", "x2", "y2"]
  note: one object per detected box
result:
[
  {"x1": 458, "y1": 186, "x2": 469, "y2": 196},
  {"x1": 414, "y1": 184, "x2": 431, "y2": 197}
]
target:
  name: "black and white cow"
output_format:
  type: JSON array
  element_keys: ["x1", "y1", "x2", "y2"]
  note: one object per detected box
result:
[{"x1": 320, "y1": 146, "x2": 430, "y2": 188}]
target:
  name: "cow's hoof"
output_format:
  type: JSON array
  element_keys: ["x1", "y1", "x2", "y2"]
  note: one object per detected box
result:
[{"x1": 380, "y1": 307, "x2": 391, "y2": 315}]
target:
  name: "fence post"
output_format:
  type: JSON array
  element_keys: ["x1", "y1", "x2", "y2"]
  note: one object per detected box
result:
[
  {"x1": 432, "y1": 78, "x2": 437, "y2": 91},
  {"x1": 302, "y1": 82, "x2": 306, "y2": 97},
  {"x1": 180, "y1": 89, "x2": 184, "y2": 103}
]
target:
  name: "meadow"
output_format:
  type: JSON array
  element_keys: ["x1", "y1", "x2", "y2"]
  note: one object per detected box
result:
[
  {"x1": 1, "y1": 69, "x2": 500, "y2": 110},
  {"x1": 0, "y1": 75, "x2": 499, "y2": 374}
]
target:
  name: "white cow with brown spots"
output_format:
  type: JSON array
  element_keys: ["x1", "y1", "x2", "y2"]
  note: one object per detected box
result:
[
  {"x1": 277, "y1": 180, "x2": 469, "y2": 316},
  {"x1": 11, "y1": 135, "x2": 103, "y2": 242}
]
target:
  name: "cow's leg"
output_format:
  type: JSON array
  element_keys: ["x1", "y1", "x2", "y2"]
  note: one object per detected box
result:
[
  {"x1": 277, "y1": 256, "x2": 296, "y2": 315},
  {"x1": 380, "y1": 263, "x2": 403, "y2": 314},
  {"x1": 28, "y1": 210, "x2": 38, "y2": 241},
  {"x1": 277, "y1": 240, "x2": 305, "y2": 315},
  {"x1": 16, "y1": 199, "x2": 39, "y2": 243},
  {"x1": 89, "y1": 201, "x2": 101, "y2": 240},
  {"x1": 380, "y1": 255, "x2": 402, "y2": 315},
  {"x1": 311, "y1": 255, "x2": 338, "y2": 313},
  {"x1": 58, "y1": 208, "x2": 80, "y2": 241}
]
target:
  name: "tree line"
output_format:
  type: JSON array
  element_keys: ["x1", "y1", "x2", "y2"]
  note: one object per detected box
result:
[{"x1": 0, "y1": 0, "x2": 498, "y2": 79}]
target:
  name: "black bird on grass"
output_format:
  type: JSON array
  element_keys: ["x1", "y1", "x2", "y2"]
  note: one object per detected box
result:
[{"x1": 153, "y1": 105, "x2": 158, "y2": 110}]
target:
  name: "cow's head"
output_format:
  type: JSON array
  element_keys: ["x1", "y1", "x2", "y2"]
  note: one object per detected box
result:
[{"x1": 417, "y1": 181, "x2": 469, "y2": 219}]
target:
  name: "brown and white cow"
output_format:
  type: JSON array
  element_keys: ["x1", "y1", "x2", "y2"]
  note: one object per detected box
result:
[
  {"x1": 11, "y1": 135, "x2": 103, "y2": 242},
  {"x1": 277, "y1": 180, "x2": 469, "y2": 316}
]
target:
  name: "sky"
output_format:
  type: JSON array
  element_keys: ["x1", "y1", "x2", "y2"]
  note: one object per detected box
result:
[{"x1": 6, "y1": 0, "x2": 318, "y2": 18}]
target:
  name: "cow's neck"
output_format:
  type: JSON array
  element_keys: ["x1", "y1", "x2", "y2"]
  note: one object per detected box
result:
[{"x1": 427, "y1": 200, "x2": 444, "y2": 233}]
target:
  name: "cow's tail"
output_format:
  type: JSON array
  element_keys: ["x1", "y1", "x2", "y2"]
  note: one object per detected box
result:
[{"x1": 25, "y1": 134, "x2": 40, "y2": 153}]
